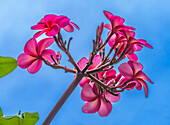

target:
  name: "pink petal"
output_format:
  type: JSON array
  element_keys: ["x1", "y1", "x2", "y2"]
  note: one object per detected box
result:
[
  {"x1": 70, "y1": 22, "x2": 80, "y2": 30},
  {"x1": 135, "y1": 71, "x2": 153, "y2": 83},
  {"x1": 118, "y1": 62, "x2": 133, "y2": 78},
  {"x1": 41, "y1": 49, "x2": 56, "y2": 63},
  {"x1": 135, "y1": 81, "x2": 142, "y2": 90},
  {"x1": 98, "y1": 71, "x2": 105, "y2": 80},
  {"x1": 63, "y1": 23, "x2": 74, "y2": 32},
  {"x1": 27, "y1": 59, "x2": 42, "y2": 74},
  {"x1": 82, "y1": 98, "x2": 100, "y2": 113},
  {"x1": 54, "y1": 15, "x2": 68, "y2": 23},
  {"x1": 105, "y1": 69, "x2": 116, "y2": 82},
  {"x1": 31, "y1": 24, "x2": 46, "y2": 30},
  {"x1": 81, "y1": 83, "x2": 97, "y2": 101},
  {"x1": 133, "y1": 44, "x2": 143, "y2": 51},
  {"x1": 128, "y1": 61, "x2": 143, "y2": 75},
  {"x1": 58, "y1": 18, "x2": 70, "y2": 28},
  {"x1": 77, "y1": 57, "x2": 88, "y2": 70},
  {"x1": 120, "y1": 25, "x2": 135, "y2": 30},
  {"x1": 17, "y1": 53, "x2": 37, "y2": 68},
  {"x1": 137, "y1": 39, "x2": 153, "y2": 49},
  {"x1": 108, "y1": 34, "x2": 116, "y2": 47},
  {"x1": 44, "y1": 14, "x2": 57, "y2": 28},
  {"x1": 137, "y1": 79, "x2": 148, "y2": 98},
  {"x1": 79, "y1": 77, "x2": 90, "y2": 87},
  {"x1": 33, "y1": 30, "x2": 46, "y2": 38},
  {"x1": 37, "y1": 38, "x2": 54, "y2": 55},
  {"x1": 103, "y1": 11, "x2": 114, "y2": 21},
  {"x1": 124, "y1": 82, "x2": 136, "y2": 90},
  {"x1": 38, "y1": 18, "x2": 45, "y2": 24},
  {"x1": 112, "y1": 16, "x2": 125, "y2": 27},
  {"x1": 104, "y1": 24, "x2": 112, "y2": 30},
  {"x1": 45, "y1": 24, "x2": 59, "y2": 36},
  {"x1": 24, "y1": 38, "x2": 38, "y2": 56},
  {"x1": 116, "y1": 77, "x2": 129, "y2": 87},
  {"x1": 105, "y1": 92, "x2": 120, "y2": 103},
  {"x1": 123, "y1": 31, "x2": 135, "y2": 39},
  {"x1": 115, "y1": 74, "x2": 122, "y2": 83},
  {"x1": 92, "y1": 83, "x2": 99, "y2": 95},
  {"x1": 98, "y1": 97, "x2": 112, "y2": 117},
  {"x1": 127, "y1": 53, "x2": 138, "y2": 61},
  {"x1": 89, "y1": 55, "x2": 101, "y2": 69}
]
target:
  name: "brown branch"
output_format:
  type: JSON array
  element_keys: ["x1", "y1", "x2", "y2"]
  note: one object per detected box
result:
[
  {"x1": 42, "y1": 73, "x2": 84, "y2": 125},
  {"x1": 97, "y1": 31, "x2": 113, "y2": 51},
  {"x1": 101, "y1": 43, "x2": 117, "y2": 65},
  {"x1": 88, "y1": 74, "x2": 108, "y2": 89},
  {"x1": 53, "y1": 36, "x2": 81, "y2": 73},
  {"x1": 43, "y1": 60, "x2": 76, "y2": 74}
]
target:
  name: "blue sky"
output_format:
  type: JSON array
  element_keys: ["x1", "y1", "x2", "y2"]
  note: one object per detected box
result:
[{"x1": 0, "y1": 0, "x2": 170, "y2": 124}]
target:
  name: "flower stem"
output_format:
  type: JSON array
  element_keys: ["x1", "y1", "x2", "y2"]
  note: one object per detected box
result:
[{"x1": 42, "y1": 73, "x2": 84, "y2": 125}]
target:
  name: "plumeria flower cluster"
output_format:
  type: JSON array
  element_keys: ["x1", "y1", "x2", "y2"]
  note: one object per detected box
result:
[{"x1": 17, "y1": 10, "x2": 153, "y2": 124}]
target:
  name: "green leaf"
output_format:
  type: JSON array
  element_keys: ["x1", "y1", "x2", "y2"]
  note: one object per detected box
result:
[
  {"x1": 0, "y1": 56, "x2": 18, "y2": 78},
  {"x1": 0, "y1": 109, "x2": 39, "y2": 125},
  {"x1": 22, "y1": 112, "x2": 39, "y2": 125},
  {"x1": 0, "y1": 108, "x2": 3, "y2": 117}
]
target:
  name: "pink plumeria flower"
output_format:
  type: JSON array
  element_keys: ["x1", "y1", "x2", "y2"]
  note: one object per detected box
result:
[
  {"x1": 108, "y1": 32, "x2": 138, "y2": 61},
  {"x1": 122, "y1": 30, "x2": 153, "y2": 49},
  {"x1": 103, "y1": 11, "x2": 135, "y2": 33},
  {"x1": 17, "y1": 38, "x2": 56, "y2": 74},
  {"x1": 108, "y1": 31, "x2": 152, "y2": 61},
  {"x1": 118, "y1": 61, "x2": 153, "y2": 97},
  {"x1": 98, "y1": 69, "x2": 117, "y2": 84},
  {"x1": 81, "y1": 82, "x2": 120, "y2": 117},
  {"x1": 77, "y1": 55, "x2": 101, "y2": 87},
  {"x1": 31, "y1": 14, "x2": 79, "y2": 38}
]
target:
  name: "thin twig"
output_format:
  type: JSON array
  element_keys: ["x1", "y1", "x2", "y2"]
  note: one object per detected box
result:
[{"x1": 53, "y1": 36, "x2": 81, "y2": 73}]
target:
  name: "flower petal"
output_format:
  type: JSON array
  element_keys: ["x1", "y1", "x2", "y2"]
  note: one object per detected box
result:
[
  {"x1": 70, "y1": 22, "x2": 80, "y2": 30},
  {"x1": 44, "y1": 14, "x2": 57, "y2": 28},
  {"x1": 128, "y1": 61, "x2": 143, "y2": 75},
  {"x1": 105, "y1": 69, "x2": 116, "y2": 82},
  {"x1": 58, "y1": 18, "x2": 70, "y2": 28},
  {"x1": 135, "y1": 81, "x2": 142, "y2": 90},
  {"x1": 108, "y1": 34, "x2": 116, "y2": 47},
  {"x1": 116, "y1": 77, "x2": 129, "y2": 87},
  {"x1": 33, "y1": 30, "x2": 46, "y2": 38},
  {"x1": 41, "y1": 49, "x2": 56, "y2": 63},
  {"x1": 81, "y1": 83, "x2": 97, "y2": 101},
  {"x1": 127, "y1": 53, "x2": 138, "y2": 62},
  {"x1": 98, "y1": 97, "x2": 112, "y2": 117},
  {"x1": 118, "y1": 62, "x2": 133, "y2": 78},
  {"x1": 89, "y1": 55, "x2": 101, "y2": 69},
  {"x1": 24, "y1": 38, "x2": 38, "y2": 56},
  {"x1": 137, "y1": 79, "x2": 148, "y2": 98},
  {"x1": 103, "y1": 11, "x2": 114, "y2": 21},
  {"x1": 137, "y1": 39, "x2": 153, "y2": 49},
  {"x1": 115, "y1": 74, "x2": 122, "y2": 83},
  {"x1": 79, "y1": 77, "x2": 90, "y2": 87},
  {"x1": 45, "y1": 24, "x2": 59, "y2": 36},
  {"x1": 63, "y1": 23, "x2": 74, "y2": 32},
  {"x1": 17, "y1": 53, "x2": 37, "y2": 68},
  {"x1": 82, "y1": 98, "x2": 100, "y2": 114},
  {"x1": 105, "y1": 92, "x2": 120, "y2": 103},
  {"x1": 98, "y1": 71, "x2": 105, "y2": 80},
  {"x1": 31, "y1": 24, "x2": 46, "y2": 30},
  {"x1": 135, "y1": 71, "x2": 153, "y2": 83},
  {"x1": 104, "y1": 24, "x2": 112, "y2": 30},
  {"x1": 27, "y1": 59, "x2": 42, "y2": 74},
  {"x1": 77, "y1": 57, "x2": 88, "y2": 70},
  {"x1": 37, "y1": 38, "x2": 54, "y2": 55}
]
